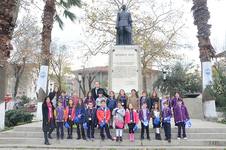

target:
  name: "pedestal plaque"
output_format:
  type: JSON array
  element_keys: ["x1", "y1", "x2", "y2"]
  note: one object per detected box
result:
[{"x1": 108, "y1": 45, "x2": 142, "y2": 96}]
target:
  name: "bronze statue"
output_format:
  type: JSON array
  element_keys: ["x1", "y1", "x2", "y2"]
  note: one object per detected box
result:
[{"x1": 116, "y1": 5, "x2": 133, "y2": 45}]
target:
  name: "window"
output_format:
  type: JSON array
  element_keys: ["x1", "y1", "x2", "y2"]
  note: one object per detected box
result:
[
  {"x1": 103, "y1": 74, "x2": 107, "y2": 81},
  {"x1": 95, "y1": 74, "x2": 100, "y2": 81}
]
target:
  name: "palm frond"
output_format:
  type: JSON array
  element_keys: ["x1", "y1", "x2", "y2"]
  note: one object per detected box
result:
[
  {"x1": 63, "y1": 10, "x2": 76, "y2": 23},
  {"x1": 54, "y1": 14, "x2": 64, "y2": 30},
  {"x1": 60, "y1": 0, "x2": 69, "y2": 8},
  {"x1": 68, "y1": 0, "x2": 82, "y2": 8}
]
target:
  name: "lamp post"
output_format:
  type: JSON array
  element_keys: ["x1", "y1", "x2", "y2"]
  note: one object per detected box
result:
[
  {"x1": 163, "y1": 70, "x2": 166, "y2": 93},
  {"x1": 78, "y1": 73, "x2": 82, "y2": 98}
]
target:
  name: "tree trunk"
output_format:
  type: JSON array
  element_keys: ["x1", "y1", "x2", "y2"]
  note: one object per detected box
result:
[
  {"x1": 192, "y1": 0, "x2": 217, "y2": 121},
  {"x1": 0, "y1": 0, "x2": 20, "y2": 130},
  {"x1": 37, "y1": 0, "x2": 56, "y2": 121},
  {"x1": 142, "y1": 66, "x2": 147, "y2": 92}
]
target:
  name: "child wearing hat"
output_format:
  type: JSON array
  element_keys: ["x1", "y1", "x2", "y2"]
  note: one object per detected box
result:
[
  {"x1": 174, "y1": 98, "x2": 190, "y2": 140},
  {"x1": 54, "y1": 100, "x2": 65, "y2": 140},
  {"x1": 139, "y1": 102, "x2": 151, "y2": 141},
  {"x1": 162, "y1": 101, "x2": 172, "y2": 143}
]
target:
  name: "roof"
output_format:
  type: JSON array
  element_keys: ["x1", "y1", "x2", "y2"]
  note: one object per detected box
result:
[{"x1": 216, "y1": 51, "x2": 226, "y2": 58}]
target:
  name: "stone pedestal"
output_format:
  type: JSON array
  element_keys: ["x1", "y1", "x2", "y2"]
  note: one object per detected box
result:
[
  {"x1": 183, "y1": 98, "x2": 204, "y2": 120},
  {"x1": 108, "y1": 45, "x2": 142, "y2": 96}
]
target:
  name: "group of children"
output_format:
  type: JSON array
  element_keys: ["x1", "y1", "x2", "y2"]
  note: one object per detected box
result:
[{"x1": 42, "y1": 89, "x2": 190, "y2": 145}]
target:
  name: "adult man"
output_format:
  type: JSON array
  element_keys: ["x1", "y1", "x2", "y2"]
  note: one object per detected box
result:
[{"x1": 91, "y1": 82, "x2": 109, "y2": 100}]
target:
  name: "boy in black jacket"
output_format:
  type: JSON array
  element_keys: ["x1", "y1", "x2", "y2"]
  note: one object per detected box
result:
[{"x1": 84, "y1": 101, "x2": 98, "y2": 141}]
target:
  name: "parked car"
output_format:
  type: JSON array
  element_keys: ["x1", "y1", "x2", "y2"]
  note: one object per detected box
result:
[
  {"x1": 24, "y1": 103, "x2": 30, "y2": 108},
  {"x1": 28, "y1": 104, "x2": 36, "y2": 109}
]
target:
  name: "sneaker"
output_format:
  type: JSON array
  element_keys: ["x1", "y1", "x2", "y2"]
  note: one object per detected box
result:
[
  {"x1": 168, "y1": 139, "x2": 171, "y2": 143},
  {"x1": 98, "y1": 126, "x2": 101, "y2": 129},
  {"x1": 108, "y1": 138, "x2": 114, "y2": 141},
  {"x1": 147, "y1": 138, "x2": 151, "y2": 141},
  {"x1": 177, "y1": 137, "x2": 181, "y2": 140},
  {"x1": 61, "y1": 136, "x2": 64, "y2": 140},
  {"x1": 164, "y1": 138, "x2": 168, "y2": 141},
  {"x1": 140, "y1": 137, "x2": 144, "y2": 141},
  {"x1": 91, "y1": 138, "x2": 94, "y2": 141},
  {"x1": 184, "y1": 137, "x2": 188, "y2": 140},
  {"x1": 116, "y1": 137, "x2": 119, "y2": 142},
  {"x1": 120, "y1": 137, "x2": 123, "y2": 142},
  {"x1": 175, "y1": 126, "x2": 178, "y2": 129},
  {"x1": 101, "y1": 138, "x2": 105, "y2": 141},
  {"x1": 57, "y1": 137, "x2": 59, "y2": 140},
  {"x1": 109, "y1": 126, "x2": 113, "y2": 129},
  {"x1": 86, "y1": 138, "x2": 90, "y2": 141}
]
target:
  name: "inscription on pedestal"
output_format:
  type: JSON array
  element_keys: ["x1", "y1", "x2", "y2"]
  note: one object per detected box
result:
[{"x1": 112, "y1": 49, "x2": 138, "y2": 93}]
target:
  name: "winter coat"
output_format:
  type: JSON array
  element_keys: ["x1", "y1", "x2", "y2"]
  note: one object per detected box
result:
[
  {"x1": 106, "y1": 98, "x2": 117, "y2": 112},
  {"x1": 174, "y1": 105, "x2": 190, "y2": 123},
  {"x1": 71, "y1": 96, "x2": 79, "y2": 105},
  {"x1": 96, "y1": 107, "x2": 111, "y2": 125},
  {"x1": 54, "y1": 106, "x2": 65, "y2": 122},
  {"x1": 140, "y1": 96, "x2": 151, "y2": 110},
  {"x1": 84, "y1": 98, "x2": 96, "y2": 107},
  {"x1": 117, "y1": 96, "x2": 128, "y2": 110},
  {"x1": 160, "y1": 98, "x2": 171, "y2": 111},
  {"x1": 171, "y1": 97, "x2": 185, "y2": 108},
  {"x1": 125, "y1": 108, "x2": 139, "y2": 124},
  {"x1": 151, "y1": 109, "x2": 163, "y2": 125},
  {"x1": 127, "y1": 96, "x2": 140, "y2": 112},
  {"x1": 150, "y1": 97, "x2": 160, "y2": 109},
  {"x1": 91, "y1": 87, "x2": 109, "y2": 100},
  {"x1": 112, "y1": 107, "x2": 125, "y2": 122},
  {"x1": 59, "y1": 95, "x2": 69, "y2": 108},
  {"x1": 84, "y1": 107, "x2": 98, "y2": 124},
  {"x1": 64, "y1": 106, "x2": 76, "y2": 121},
  {"x1": 95, "y1": 97, "x2": 106, "y2": 108},
  {"x1": 75, "y1": 105, "x2": 86, "y2": 123},
  {"x1": 42, "y1": 97, "x2": 55, "y2": 132},
  {"x1": 162, "y1": 107, "x2": 172, "y2": 123},
  {"x1": 138, "y1": 108, "x2": 151, "y2": 122}
]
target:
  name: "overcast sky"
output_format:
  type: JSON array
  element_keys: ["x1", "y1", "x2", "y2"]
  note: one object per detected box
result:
[{"x1": 18, "y1": 0, "x2": 226, "y2": 71}]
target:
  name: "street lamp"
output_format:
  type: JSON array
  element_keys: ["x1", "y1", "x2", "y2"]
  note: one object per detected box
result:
[
  {"x1": 163, "y1": 70, "x2": 166, "y2": 93},
  {"x1": 78, "y1": 73, "x2": 82, "y2": 98}
]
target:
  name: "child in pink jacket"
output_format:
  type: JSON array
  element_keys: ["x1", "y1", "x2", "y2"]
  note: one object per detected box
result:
[{"x1": 125, "y1": 103, "x2": 139, "y2": 141}]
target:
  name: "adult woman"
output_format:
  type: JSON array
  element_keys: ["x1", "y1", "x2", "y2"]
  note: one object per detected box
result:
[
  {"x1": 48, "y1": 86, "x2": 61, "y2": 107},
  {"x1": 42, "y1": 96, "x2": 55, "y2": 145}
]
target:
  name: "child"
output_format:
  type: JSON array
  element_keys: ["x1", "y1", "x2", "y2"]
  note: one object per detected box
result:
[
  {"x1": 117, "y1": 89, "x2": 128, "y2": 110},
  {"x1": 106, "y1": 91, "x2": 117, "y2": 129},
  {"x1": 75, "y1": 98, "x2": 86, "y2": 140},
  {"x1": 71, "y1": 91, "x2": 79, "y2": 106},
  {"x1": 139, "y1": 102, "x2": 151, "y2": 141},
  {"x1": 171, "y1": 91, "x2": 185, "y2": 128},
  {"x1": 162, "y1": 101, "x2": 172, "y2": 143},
  {"x1": 59, "y1": 90, "x2": 69, "y2": 108},
  {"x1": 96, "y1": 100, "x2": 114, "y2": 141},
  {"x1": 140, "y1": 92, "x2": 151, "y2": 110},
  {"x1": 125, "y1": 103, "x2": 139, "y2": 141},
  {"x1": 54, "y1": 100, "x2": 65, "y2": 140},
  {"x1": 95, "y1": 90, "x2": 106, "y2": 109},
  {"x1": 84, "y1": 101, "x2": 97, "y2": 141},
  {"x1": 65, "y1": 98, "x2": 75, "y2": 139},
  {"x1": 127, "y1": 89, "x2": 140, "y2": 112},
  {"x1": 42, "y1": 96, "x2": 55, "y2": 145},
  {"x1": 150, "y1": 91, "x2": 160, "y2": 109},
  {"x1": 112, "y1": 101, "x2": 125, "y2": 142},
  {"x1": 84, "y1": 91, "x2": 96, "y2": 108},
  {"x1": 151, "y1": 102, "x2": 162, "y2": 140},
  {"x1": 174, "y1": 99, "x2": 190, "y2": 140},
  {"x1": 160, "y1": 93, "x2": 171, "y2": 112}
]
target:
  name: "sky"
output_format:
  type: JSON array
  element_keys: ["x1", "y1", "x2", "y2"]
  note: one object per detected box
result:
[{"x1": 18, "y1": 0, "x2": 226, "y2": 71}]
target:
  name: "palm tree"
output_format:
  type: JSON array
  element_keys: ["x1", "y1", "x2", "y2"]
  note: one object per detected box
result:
[
  {"x1": 36, "y1": 0, "x2": 81, "y2": 120},
  {"x1": 0, "y1": 0, "x2": 20, "y2": 130}
]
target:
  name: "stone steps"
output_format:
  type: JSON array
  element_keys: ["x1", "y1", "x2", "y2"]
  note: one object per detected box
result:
[{"x1": 1, "y1": 130, "x2": 226, "y2": 139}]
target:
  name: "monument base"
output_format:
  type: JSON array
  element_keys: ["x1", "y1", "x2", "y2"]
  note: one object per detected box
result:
[
  {"x1": 36, "y1": 102, "x2": 43, "y2": 121},
  {"x1": 108, "y1": 45, "x2": 142, "y2": 96},
  {"x1": 183, "y1": 98, "x2": 204, "y2": 120},
  {"x1": 203, "y1": 100, "x2": 218, "y2": 122},
  {"x1": 0, "y1": 102, "x2": 5, "y2": 131}
]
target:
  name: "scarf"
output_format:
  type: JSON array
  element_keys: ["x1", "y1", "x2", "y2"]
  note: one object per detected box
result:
[
  {"x1": 88, "y1": 107, "x2": 95, "y2": 117},
  {"x1": 47, "y1": 102, "x2": 53, "y2": 123}
]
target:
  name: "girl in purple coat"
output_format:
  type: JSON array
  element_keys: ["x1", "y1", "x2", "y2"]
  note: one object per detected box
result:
[
  {"x1": 174, "y1": 99, "x2": 189, "y2": 140},
  {"x1": 171, "y1": 91, "x2": 185, "y2": 128},
  {"x1": 84, "y1": 91, "x2": 96, "y2": 108},
  {"x1": 139, "y1": 102, "x2": 151, "y2": 141}
]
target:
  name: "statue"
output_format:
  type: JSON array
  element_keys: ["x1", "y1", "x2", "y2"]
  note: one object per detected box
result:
[{"x1": 116, "y1": 5, "x2": 133, "y2": 45}]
